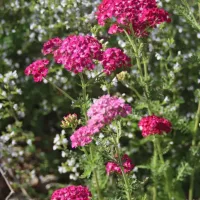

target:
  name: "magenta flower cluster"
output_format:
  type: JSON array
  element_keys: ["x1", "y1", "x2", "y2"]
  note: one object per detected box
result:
[
  {"x1": 106, "y1": 154, "x2": 135, "y2": 175},
  {"x1": 51, "y1": 185, "x2": 92, "y2": 200},
  {"x1": 53, "y1": 35, "x2": 103, "y2": 73},
  {"x1": 25, "y1": 35, "x2": 130, "y2": 82},
  {"x1": 70, "y1": 95, "x2": 132, "y2": 148},
  {"x1": 24, "y1": 59, "x2": 49, "y2": 82},
  {"x1": 96, "y1": 0, "x2": 171, "y2": 36},
  {"x1": 101, "y1": 48, "x2": 131, "y2": 75},
  {"x1": 138, "y1": 115, "x2": 172, "y2": 137},
  {"x1": 42, "y1": 37, "x2": 62, "y2": 55}
]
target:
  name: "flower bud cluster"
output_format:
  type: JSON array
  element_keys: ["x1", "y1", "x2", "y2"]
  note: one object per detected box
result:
[{"x1": 60, "y1": 114, "x2": 80, "y2": 129}]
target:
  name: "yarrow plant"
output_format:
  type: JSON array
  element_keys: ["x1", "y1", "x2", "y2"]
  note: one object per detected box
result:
[{"x1": 21, "y1": 0, "x2": 200, "y2": 200}]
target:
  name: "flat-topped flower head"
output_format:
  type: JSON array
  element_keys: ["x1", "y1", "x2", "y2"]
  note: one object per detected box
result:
[
  {"x1": 51, "y1": 185, "x2": 92, "y2": 200},
  {"x1": 138, "y1": 115, "x2": 172, "y2": 137},
  {"x1": 53, "y1": 35, "x2": 103, "y2": 73},
  {"x1": 87, "y1": 95, "x2": 132, "y2": 124},
  {"x1": 101, "y1": 48, "x2": 131, "y2": 75},
  {"x1": 70, "y1": 126, "x2": 94, "y2": 148},
  {"x1": 24, "y1": 59, "x2": 49, "y2": 82},
  {"x1": 96, "y1": 0, "x2": 171, "y2": 37},
  {"x1": 42, "y1": 37, "x2": 62, "y2": 55},
  {"x1": 106, "y1": 154, "x2": 135, "y2": 175}
]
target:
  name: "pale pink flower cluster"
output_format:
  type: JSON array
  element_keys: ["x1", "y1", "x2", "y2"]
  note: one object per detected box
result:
[
  {"x1": 42, "y1": 37, "x2": 62, "y2": 55},
  {"x1": 24, "y1": 59, "x2": 49, "y2": 82},
  {"x1": 138, "y1": 115, "x2": 172, "y2": 137},
  {"x1": 101, "y1": 48, "x2": 131, "y2": 75},
  {"x1": 96, "y1": 0, "x2": 171, "y2": 36},
  {"x1": 106, "y1": 154, "x2": 135, "y2": 175},
  {"x1": 51, "y1": 185, "x2": 92, "y2": 200},
  {"x1": 70, "y1": 95, "x2": 132, "y2": 148}
]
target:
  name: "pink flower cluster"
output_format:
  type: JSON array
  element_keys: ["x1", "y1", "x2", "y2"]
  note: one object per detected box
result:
[
  {"x1": 53, "y1": 35, "x2": 103, "y2": 73},
  {"x1": 138, "y1": 115, "x2": 172, "y2": 137},
  {"x1": 101, "y1": 48, "x2": 131, "y2": 75},
  {"x1": 106, "y1": 154, "x2": 135, "y2": 175},
  {"x1": 70, "y1": 95, "x2": 132, "y2": 148},
  {"x1": 51, "y1": 185, "x2": 92, "y2": 200},
  {"x1": 42, "y1": 37, "x2": 62, "y2": 55},
  {"x1": 96, "y1": 0, "x2": 171, "y2": 36},
  {"x1": 24, "y1": 59, "x2": 49, "y2": 82}
]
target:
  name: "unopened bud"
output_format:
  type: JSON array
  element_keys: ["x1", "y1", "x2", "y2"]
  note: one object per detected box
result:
[
  {"x1": 116, "y1": 71, "x2": 128, "y2": 81},
  {"x1": 61, "y1": 114, "x2": 80, "y2": 129}
]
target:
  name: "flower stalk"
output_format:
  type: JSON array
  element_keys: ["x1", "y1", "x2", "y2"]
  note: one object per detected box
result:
[
  {"x1": 79, "y1": 73, "x2": 103, "y2": 200},
  {"x1": 189, "y1": 100, "x2": 200, "y2": 200}
]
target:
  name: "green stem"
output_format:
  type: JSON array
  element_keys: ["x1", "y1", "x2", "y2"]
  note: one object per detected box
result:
[
  {"x1": 189, "y1": 100, "x2": 200, "y2": 200},
  {"x1": 89, "y1": 146, "x2": 102, "y2": 200},
  {"x1": 114, "y1": 121, "x2": 132, "y2": 200},
  {"x1": 155, "y1": 138, "x2": 171, "y2": 199},
  {"x1": 79, "y1": 74, "x2": 103, "y2": 200},
  {"x1": 45, "y1": 78, "x2": 75, "y2": 102},
  {"x1": 124, "y1": 30, "x2": 143, "y2": 80}
]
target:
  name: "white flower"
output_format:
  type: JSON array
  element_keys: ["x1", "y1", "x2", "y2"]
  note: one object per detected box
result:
[
  {"x1": 13, "y1": 104, "x2": 18, "y2": 110},
  {"x1": 27, "y1": 139, "x2": 32, "y2": 146},
  {"x1": 155, "y1": 52, "x2": 162, "y2": 60},
  {"x1": 58, "y1": 166, "x2": 67, "y2": 174}
]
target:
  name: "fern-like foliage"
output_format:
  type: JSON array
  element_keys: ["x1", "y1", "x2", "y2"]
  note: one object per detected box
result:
[{"x1": 175, "y1": 0, "x2": 200, "y2": 31}]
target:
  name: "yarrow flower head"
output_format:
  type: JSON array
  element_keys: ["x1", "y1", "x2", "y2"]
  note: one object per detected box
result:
[
  {"x1": 106, "y1": 154, "x2": 135, "y2": 175},
  {"x1": 61, "y1": 114, "x2": 80, "y2": 129},
  {"x1": 96, "y1": 0, "x2": 171, "y2": 37},
  {"x1": 51, "y1": 185, "x2": 92, "y2": 200},
  {"x1": 87, "y1": 95, "x2": 132, "y2": 131},
  {"x1": 70, "y1": 95, "x2": 132, "y2": 148},
  {"x1": 53, "y1": 35, "x2": 103, "y2": 73},
  {"x1": 138, "y1": 115, "x2": 172, "y2": 137},
  {"x1": 42, "y1": 37, "x2": 62, "y2": 55},
  {"x1": 24, "y1": 59, "x2": 49, "y2": 82},
  {"x1": 101, "y1": 48, "x2": 131, "y2": 75},
  {"x1": 70, "y1": 126, "x2": 93, "y2": 148}
]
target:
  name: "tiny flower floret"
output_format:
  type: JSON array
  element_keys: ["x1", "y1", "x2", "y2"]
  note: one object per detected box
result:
[
  {"x1": 96, "y1": 0, "x2": 171, "y2": 36},
  {"x1": 101, "y1": 48, "x2": 131, "y2": 75},
  {"x1": 106, "y1": 154, "x2": 135, "y2": 175},
  {"x1": 51, "y1": 185, "x2": 92, "y2": 200},
  {"x1": 24, "y1": 59, "x2": 49, "y2": 82},
  {"x1": 53, "y1": 35, "x2": 103, "y2": 73},
  {"x1": 42, "y1": 37, "x2": 62, "y2": 55},
  {"x1": 138, "y1": 115, "x2": 172, "y2": 137},
  {"x1": 70, "y1": 126, "x2": 93, "y2": 148}
]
